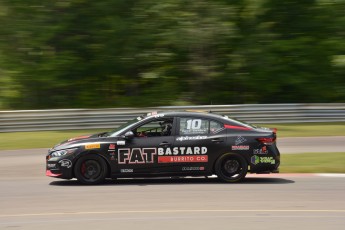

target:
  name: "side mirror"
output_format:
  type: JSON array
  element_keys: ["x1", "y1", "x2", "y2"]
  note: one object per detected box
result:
[{"x1": 124, "y1": 131, "x2": 134, "y2": 139}]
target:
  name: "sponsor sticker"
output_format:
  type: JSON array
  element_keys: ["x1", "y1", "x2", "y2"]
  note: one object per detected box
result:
[
  {"x1": 251, "y1": 155, "x2": 275, "y2": 165},
  {"x1": 85, "y1": 143, "x2": 100, "y2": 149},
  {"x1": 176, "y1": 136, "x2": 208, "y2": 141},
  {"x1": 47, "y1": 163, "x2": 56, "y2": 168},
  {"x1": 235, "y1": 136, "x2": 246, "y2": 145},
  {"x1": 118, "y1": 148, "x2": 156, "y2": 164},
  {"x1": 158, "y1": 147, "x2": 207, "y2": 156},
  {"x1": 117, "y1": 147, "x2": 208, "y2": 164},
  {"x1": 251, "y1": 155, "x2": 260, "y2": 165},
  {"x1": 117, "y1": 141, "x2": 126, "y2": 145},
  {"x1": 147, "y1": 112, "x2": 164, "y2": 118},
  {"x1": 120, "y1": 169, "x2": 133, "y2": 173},
  {"x1": 211, "y1": 127, "x2": 225, "y2": 134},
  {"x1": 253, "y1": 146, "x2": 268, "y2": 154},
  {"x1": 231, "y1": 145, "x2": 249, "y2": 150},
  {"x1": 147, "y1": 112, "x2": 157, "y2": 116},
  {"x1": 109, "y1": 144, "x2": 116, "y2": 150},
  {"x1": 158, "y1": 156, "x2": 208, "y2": 163},
  {"x1": 59, "y1": 159, "x2": 72, "y2": 168},
  {"x1": 259, "y1": 157, "x2": 276, "y2": 164},
  {"x1": 182, "y1": 167, "x2": 205, "y2": 171}
]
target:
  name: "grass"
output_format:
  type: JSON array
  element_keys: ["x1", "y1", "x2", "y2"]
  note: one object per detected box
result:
[
  {"x1": 0, "y1": 128, "x2": 344, "y2": 173},
  {"x1": 281, "y1": 152, "x2": 345, "y2": 173},
  {"x1": 0, "y1": 122, "x2": 345, "y2": 150},
  {"x1": 0, "y1": 129, "x2": 104, "y2": 150},
  {"x1": 257, "y1": 122, "x2": 345, "y2": 137}
]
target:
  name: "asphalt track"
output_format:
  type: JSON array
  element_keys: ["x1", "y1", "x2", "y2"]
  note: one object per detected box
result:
[{"x1": 0, "y1": 137, "x2": 345, "y2": 230}]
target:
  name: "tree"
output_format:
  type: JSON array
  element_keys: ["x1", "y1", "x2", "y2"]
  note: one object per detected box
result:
[{"x1": 0, "y1": 0, "x2": 344, "y2": 109}]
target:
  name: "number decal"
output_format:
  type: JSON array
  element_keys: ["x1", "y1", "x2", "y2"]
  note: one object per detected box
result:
[{"x1": 186, "y1": 119, "x2": 202, "y2": 130}]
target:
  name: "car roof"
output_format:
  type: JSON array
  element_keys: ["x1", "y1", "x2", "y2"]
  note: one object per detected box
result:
[
  {"x1": 147, "y1": 111, "x2": 227, "y2": 121},
  {"x1": 145, "y1": 111, "x2": 253, "y2": 128}
]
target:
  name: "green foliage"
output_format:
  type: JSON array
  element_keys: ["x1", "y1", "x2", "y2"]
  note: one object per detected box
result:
[{"x1": 0, "y1": 0, "x2": 344, "y2": 109}]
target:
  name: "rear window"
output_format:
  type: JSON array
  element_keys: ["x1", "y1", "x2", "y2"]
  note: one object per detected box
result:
[{"x1": 222, "y1": 115, "x2": 256, "y2": 129}]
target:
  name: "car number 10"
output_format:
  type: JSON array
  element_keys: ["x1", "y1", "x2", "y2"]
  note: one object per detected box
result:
[{"x1": 186, "y1": 119, "x2": 202, "y2": 130}]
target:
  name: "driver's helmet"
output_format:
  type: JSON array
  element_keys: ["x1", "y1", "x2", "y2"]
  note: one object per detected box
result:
[{"x1": 161, "y1": 120, "x2": 172, "y2": 136}]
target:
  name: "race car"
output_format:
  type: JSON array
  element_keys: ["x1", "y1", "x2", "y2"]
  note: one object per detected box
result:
[{"x1": 46, "y1": 111, "x2": 280, "y2": 184}]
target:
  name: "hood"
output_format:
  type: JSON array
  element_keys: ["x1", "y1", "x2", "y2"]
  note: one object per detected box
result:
[{"x1": 52, "y1": 132, "x2": 107, "y2": 150}]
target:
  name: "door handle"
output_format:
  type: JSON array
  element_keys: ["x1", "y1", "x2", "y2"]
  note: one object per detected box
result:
[
  {"x1": 211, "y1": 138, "x2": 223, "y2": 143},
  {"x1": 159, "y1": 142, "x2": 171, "y2": 147}
]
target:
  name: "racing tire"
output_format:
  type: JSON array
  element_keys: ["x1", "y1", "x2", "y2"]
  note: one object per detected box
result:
[
  {"x1": 74, "y1": 155, "x2": 108, "y2": 185},
  {"x1": 215, "y1": 153, "x2": 248, "y2": 183}
]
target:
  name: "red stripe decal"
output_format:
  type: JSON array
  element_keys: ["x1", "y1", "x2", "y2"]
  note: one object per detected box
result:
[
  {"x1": 46, "y1": 170, "x2": 62, "y2": 177},
  {"x1": 158, "y1": 156, "x2": 208, "y2": 163},
  {"x1": 68, "y1": 135, "x2": 91, "y2": 142},
  {"x1": 224, "y1": 124, "x2": 251, "y2": 130}
]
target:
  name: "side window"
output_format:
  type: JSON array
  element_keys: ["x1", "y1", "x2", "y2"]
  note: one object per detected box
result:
[
  {"x1": 179, "y1": 118, "x2": 209, "y2": 135},
  {"x1": 133, "y1": 118, "x2": 173, "y2": 137},
  {"x1": 210, "y1": 120, "x2": 223, "y2": 134}
]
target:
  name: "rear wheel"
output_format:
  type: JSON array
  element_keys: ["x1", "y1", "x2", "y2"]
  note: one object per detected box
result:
[
  {"x1": 215, "y1": 153, "x2": 248, "y2": 183},
  {"x1": 74, "y1": 155, "x2": 107, "y2": 185}
]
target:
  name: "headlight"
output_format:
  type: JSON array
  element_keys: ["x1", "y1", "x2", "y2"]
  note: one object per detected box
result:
[{"x1": 50, "y1": 148, "x2": 78, "y2": 157}]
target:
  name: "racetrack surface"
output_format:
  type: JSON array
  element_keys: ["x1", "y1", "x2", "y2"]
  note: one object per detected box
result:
[{"x1": 1, "y1": 137, "x2": 345, "y2": 230}]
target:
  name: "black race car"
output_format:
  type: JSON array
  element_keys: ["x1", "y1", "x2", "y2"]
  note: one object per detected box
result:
[{"x1": 46, "y1": 111, "x2": 280, "y2": 184}]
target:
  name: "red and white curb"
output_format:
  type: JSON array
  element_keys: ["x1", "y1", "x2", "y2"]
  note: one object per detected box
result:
[
  {"x1": 205, "y1": 173, "x2": 345, "y2": 179},
  {"x1": 245, "y1": 173, "x2": 345, "y2": 178},
  {"x1": 316, "y1": 173, "x2": 345, "y2": 178}
]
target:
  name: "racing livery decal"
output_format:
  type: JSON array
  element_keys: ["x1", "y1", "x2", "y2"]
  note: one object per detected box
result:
[
  {"x1": 120, "y1": 169, "x2": 134, "y2": 173},
  {"x1": 59, "y1": 159, "x2": 72, "y2": 168},
  {"x1": 46, "y1": 111, "x2": 280, "y2": 185},
  {"x1": 251, "y1": 155, "x2": 276, "y2": 165},
  {"x1": 118, "y1": 148, "x2": 156, "y2": 164},
  {"x1": 176, "y1": 136, "x2": 208, "y2": 141},
  {"x1": 253, "y1": 146, "x2": 268, "y2": 154},
  {"x1": 158, "y1": 146, "x2": 208, "y2": 163},
  {"x1": 235, "y1": 136, "x2": 247, "y2": 145},
  {"x1": 85, "y1": 143, "x2": 100, "y2": 149},
  {"x1": 231, "y1": 145, "x2": 249, "y2": 150},
  {"x1": 158, "y1": 147, "x2": 207, "y2": 155},
  {"x1": 117, "y1": 141, "x2": 126, "y2": 145},
  {"x1": 182, "y1": 167, "x2": 205, "y2": 171},
  {"x1": 117, "y1": 147, "x2": 208, "y2": 164},
  {"x1": 158, "y1": 155, "x2": 208, "y2": 163}
]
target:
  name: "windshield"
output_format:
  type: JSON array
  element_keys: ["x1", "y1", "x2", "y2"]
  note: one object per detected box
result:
[{"x1": 108, "y1": 116, "x2": 143, "y2": 137}]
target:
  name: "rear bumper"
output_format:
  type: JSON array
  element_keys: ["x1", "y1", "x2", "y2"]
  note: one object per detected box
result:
[{"x1": 249, "y1": 148, "x2": 280, "y2": 173}]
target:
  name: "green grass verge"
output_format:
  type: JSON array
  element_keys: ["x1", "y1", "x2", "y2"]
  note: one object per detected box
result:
[
  {"x1": 280, "y1": 152, "x2": 345, "y2": 173},
  {"x1": 0, "y1": 122, "x2": 345, "y2": 150},
  {"x1": 0, "y1": 130, "x2": 104, "y2": 150},
  {"x1": 258, "y1": 122, "x2": 345, "y2": 137}
]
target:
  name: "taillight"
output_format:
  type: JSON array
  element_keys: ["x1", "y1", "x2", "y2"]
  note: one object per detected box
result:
[{"x1": 256, "y1": 137, "x2": 276, "y2": 145}]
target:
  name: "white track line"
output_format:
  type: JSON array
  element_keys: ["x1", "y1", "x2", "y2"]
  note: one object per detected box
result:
[
  {"x1": 1, "y1": 209, "x2": 345, "y2": 218},
  {"x1": 317, "y1": 173, "x2": 345, "y2": 178}
]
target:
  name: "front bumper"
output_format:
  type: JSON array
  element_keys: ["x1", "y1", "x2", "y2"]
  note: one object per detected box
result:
[
  {"x1": 46, "y1": 156, "x2": 74, "y2": 179},
  {"x1": 46, "y1": 170, "x2": 62, "y2": 177}
]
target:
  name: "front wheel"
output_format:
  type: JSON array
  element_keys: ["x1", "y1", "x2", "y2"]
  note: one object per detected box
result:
[
  {"x1": 74, "y1": 155, "x2": 108, "y2": 185},
  {"x1": 215, "y1": 154, "x2": 248, "y2": 183}
]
